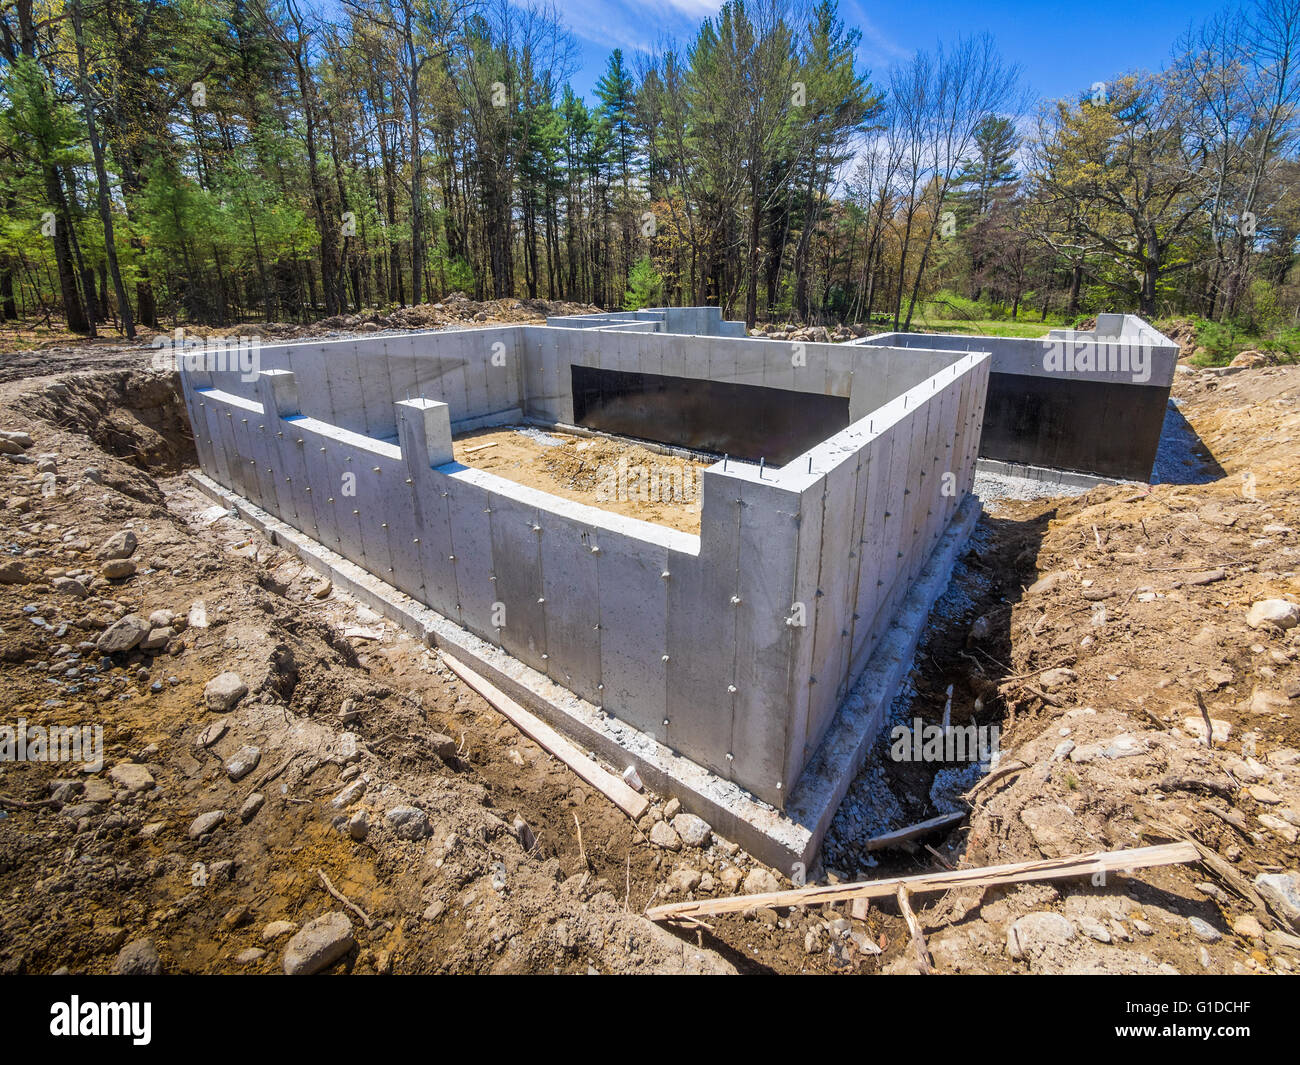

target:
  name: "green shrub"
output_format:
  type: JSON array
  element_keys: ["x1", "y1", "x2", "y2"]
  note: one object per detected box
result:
[{"x1": 623, "y1": 256, "x2": 663, "y2": 310}]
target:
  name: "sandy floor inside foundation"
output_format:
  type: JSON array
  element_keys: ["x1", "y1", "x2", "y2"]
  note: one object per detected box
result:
[{"x1": 452, "y1": 426, "x2": 710, "y2": 534}]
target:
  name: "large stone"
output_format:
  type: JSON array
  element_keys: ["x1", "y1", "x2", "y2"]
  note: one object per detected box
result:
[
  {"x1": 188, "y1": 809, "x2": 225, "y2": 838},
  {"x1": 384, "y1": 805, "x2": 430, "y2": 840},
  {"x1": 113, "y1": 938, "x2": 162, "y2": 975},
  {"x1": 1254, "y1": 872, "x2": 1300, "y2": 929},
  {"x1": 52, "y1": 576, "x2": 88, "y2": 599},
  {"x1": 97, "y1": 530, "x2": 139, "y2": 560},
  {"x1": 742, "y1": 867, "x2": 782, "y2": 895},
  {"x1": 1246, "y1": 599, "x2": 1300, "y2": 630},
  {"x1": 649, "y1": 821, "x2": 681, "y2": 851},
  {"x1": 204, "y1": 672, "x2": 248, "y2": 713},
  {"x1": 1006, "y1": 912, "x2": 1076, "y2": 961},
  {"x1": 97, "y1": 614, "x2": 149, "y2": 654},
  {"x1": 224, "y1": 745, "x2": 261, "y2": 782},
  {"x1": 0, "y1": 560, "x2": 30, "y2": 584},
  {"x1": 670, "y1": 813, "x2": 712, "y2": 848},
  {"x1": 282, "y1": 912, "x2": 354, "y2": 975},
  {"x1": 108, "y1": 763, "x2": 155, "y2": 793}
]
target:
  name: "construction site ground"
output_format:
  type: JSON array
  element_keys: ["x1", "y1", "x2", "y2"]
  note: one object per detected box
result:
[
  {"x1": 453, "y1": 426, "x2": 709, "y2": 534},
  {"x1": 0, "y1": 304, "x2": 1296, "y2": 975}
]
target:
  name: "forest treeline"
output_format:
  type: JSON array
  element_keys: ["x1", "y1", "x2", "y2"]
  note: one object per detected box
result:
[{"x1": 0, "y1": 0, "x2": 1297, "y2": 338}]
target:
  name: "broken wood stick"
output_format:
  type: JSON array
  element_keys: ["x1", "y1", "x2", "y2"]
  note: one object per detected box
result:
[
  {"x1": 897, "y1": 886, "x2": 933, "y2": 974},
  {"x1": 862, "y1": 809, "x2": 966, "y2": 851},
  {"x1": 647, "y1": 842, "x2": 1201, "y2": 923},
  {"x1": 464, "y1": 441, "x2": 498, "y2": 454},
  {"x1": 317, "y1": 868, "x2": 383, "y2": 930},
  {"x1": 442, "y1": 652, "x2": 649, "y2": 820}
]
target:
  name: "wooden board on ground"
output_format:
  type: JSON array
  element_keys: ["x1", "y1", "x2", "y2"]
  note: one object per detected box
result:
[
  {"x1": 441, "y1": 652, "x2": 649, "y2": 821},
  {"x1": 647, "y1": 842, "x2": 1200, "y2": 922}
]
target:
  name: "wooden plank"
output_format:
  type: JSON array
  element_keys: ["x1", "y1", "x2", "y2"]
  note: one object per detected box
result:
[
  {"x1": 647, "y1": 842, "x2": 1201, "y2": 923},
  {"x1": 441, "y1": 652, "x2": 649, "y2": 820},
  {"x1": 862, "y1": 809, "x2": 966, "y2": 851}
]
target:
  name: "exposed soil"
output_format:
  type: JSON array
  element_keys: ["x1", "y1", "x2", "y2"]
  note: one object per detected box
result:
[
  {"x1": 0, "y1": 319, "x2": 1296, "y2": 976},
  {"x1": 453, "y1": 426, "x2": 709, "y2": 534}
]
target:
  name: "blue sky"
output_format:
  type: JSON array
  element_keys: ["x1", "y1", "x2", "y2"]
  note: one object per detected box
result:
[{"x1": 559, "y1": 0, "x2": 1229, "y2": 106}]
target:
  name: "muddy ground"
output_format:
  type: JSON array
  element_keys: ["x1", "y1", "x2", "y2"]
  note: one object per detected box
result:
[{"x1": 0, "y1": 310, "x2": 1296, "y2": 975}]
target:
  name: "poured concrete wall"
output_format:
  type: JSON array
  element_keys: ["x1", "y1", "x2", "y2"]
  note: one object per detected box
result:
[
  {"x1": 180, "y1": 325, "x2": 987, "y2": 807},
  {"x1": 853, "y1": 314, "x2": 1178, "y2": 480},
  {"x1": 546, "y1": 305, "x2": 747, "y2": 337}
]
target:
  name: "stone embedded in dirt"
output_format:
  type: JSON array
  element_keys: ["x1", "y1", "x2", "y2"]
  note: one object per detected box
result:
[
  {"x1": 204, "y1": 671, "x2": 248, "y2": 713},
  {"x1": 667, "y1": 868, "x2": 702, "y2": 894},
  {"x1": 140, "y1": 626, "x2": 173, "y2": 652},
  {"x1": 188, "y1": 809, "x2": 225, "y2": 838},
  {"x1": 0, "y1": 560, "x2": 30, "y2": 584},
  {"x1": 663, "y1": 797, "x2": 681, "y2": 820},
  {"x1": 1182, "y1": 716, "x2": 1231, "y2": 743},
  {"x1": 52, "y1": 576, "x2": 88, "y2": 599},
  {"x1": 1233, "y1": 915, "x2": 1264, "y2": 939},
  {"x1": 1259, "y1": 814, "x2": 1299, "y2": 844},
  {"x1": 332, "y1": 777, "x2": 368, "y2": 809},
  {"x1": 82, "y1": 466, "x2": 102, "y2": 483},
  {"x1": 742, "y1": 867, "x2": 782, "y2": 895},
  {"x1": 239, "y1": 793, "x2": 265, "y2": 822},
  {"x1": 1006, "y1": 912, "x2": 1076, "y2": 961},
  {"x1": 224, "y1": 745, "x2": 261, "y2": 782},
  {"x1": 1246, "y1": 599, "x2": 1300, "y2": 630},
  {"x1": 384, "y1": 805, "x2": 431, "y2": 839},
  {"x1": 262, "y1": 920, "x2": 298, "y2": 942},
  {"x1": 311, "y1": 578, "x2": 332, "y2": 599},
  {"x1": 100, "y1": 559, "x2": 137, "y2": 580},
  {"x1": 429, "y1": 732, "x2": 457, "y2": 759},
  {"x1": 511, "y1": 815, "x2": 535, "y2": 850},
  {"x1": 0, "y1": 429, "x2": 34, "y2": 450},
  {"x1": 196, "y1": 720, "x2": 227, "y2": 748},
  {"x1": 1253, "y1": 872, "x2": 1300, "y2": 930},
  {"x1": 113, "y1": 937, "x2": 162, "y2": 975},
  {"x1": 347, "y1": 809, "x2": 369, "y2": 841},
  {"x1": 1076, "y1": 915, "x2": 1111, "y2": 943},
  {"x1": 649, "y1": 821, "x2": 682, "y2": 851},
  {"x1": 1099, "y1": 733, "x2": 1146, "y2": 759},
  {"x1": 96, "y1": 613, "x2": 150, "y2": 654},
  {"x1": 234, "y1": 948, "x2": 265, "y2": 965},
  {"x1": 1037, "y1": 667, "x2": 1078, "y2": 691},
  {"x1": 283, "y1": 912, "x2": 355, "y2": 975},
  {"x1": 1026, "y1": 571, "x2": 1068, "y2": 595},
  {"x1": 97, "y1": 530, "x2": 138, "y2": 560},
  {"x1": 671, "y1": 812, "x2": 712, "y2": 848},
  {"x1": 718, "y1": 866, "x2": 745, "y2": 893},
  {"x1": 147, "y1": 609, "x2": 175, "y2": 629},
  {"x1": 108, "y1": 763, "x2": 155, "y2": 793},
  {"x1": 0, "y1": 437, "x2": 25, "y2": 455},
  {"x1": 1249, "y1": 688, "x2": 1288, "y2": 714}
]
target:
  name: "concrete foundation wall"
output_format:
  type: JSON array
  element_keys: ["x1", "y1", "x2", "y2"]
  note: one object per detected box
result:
[
  {"x1": 546, "y1": 305, "x2": 747, "y2": 337},
  {"x1": 181, "y1": 324, "x2": 988, "y2": 807},
  {"x1": 853, "y1": 314, "x2": 1177, "y2": 480}
]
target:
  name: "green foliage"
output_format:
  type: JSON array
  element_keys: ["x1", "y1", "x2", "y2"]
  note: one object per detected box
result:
[{"x1": 623, "y1": 255, "x2": 663, "y2": 309}]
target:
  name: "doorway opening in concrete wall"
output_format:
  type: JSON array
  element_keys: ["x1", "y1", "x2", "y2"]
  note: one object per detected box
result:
[{"x1": 569, "y1": 364, "x2": 850, "y2": 465}]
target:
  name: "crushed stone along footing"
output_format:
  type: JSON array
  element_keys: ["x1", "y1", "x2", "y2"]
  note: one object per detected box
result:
[{"x1": 190, "y1": 469, "x2": 981, "y2": 873}]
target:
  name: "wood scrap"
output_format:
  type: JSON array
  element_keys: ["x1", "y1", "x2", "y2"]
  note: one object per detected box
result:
[
  {"x1": 862, "y1": 810, "x2": 966, "y2": 851},
  {"x1": 647, "y1": 842, "x2": 1201, "y2": 923},
  {"x1": 897, "y1": 886, "x2": 933, "y2": 974},
  {"x1": 442, "y1": 652, "x2": 649, "y2": 820},
  {"x1": 464, "y1": 441, "x2": 498, "y2": 454}
]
